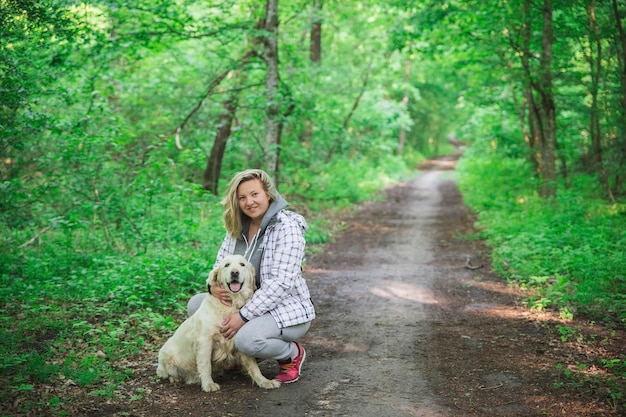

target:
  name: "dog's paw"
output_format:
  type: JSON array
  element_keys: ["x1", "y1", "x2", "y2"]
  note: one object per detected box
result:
[
  {"x1": 202, "y1": 382, "x2": 221, "y2": 392},
  {"x1": 258, "y1": 379, "x2": 281, "y2": 389},
  {"x1": 167, "y1": 375, "x2": 181, "y2": 384}
]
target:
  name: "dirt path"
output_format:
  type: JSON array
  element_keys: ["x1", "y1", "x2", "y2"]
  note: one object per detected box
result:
[
  {"x1": 260, "y1": 169, "x2": 449, "y2": 416},
  {"x1": 76, "y1": 165, "x2": 623, "y2": 417}
]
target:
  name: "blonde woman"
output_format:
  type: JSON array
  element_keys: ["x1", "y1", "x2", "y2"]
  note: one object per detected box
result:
[{"x1": 188, "y1": 169, "x2": 315, "y2": 383}]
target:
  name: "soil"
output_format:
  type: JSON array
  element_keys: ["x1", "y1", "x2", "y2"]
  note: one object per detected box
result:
[{"x1": 25, "y1": 158, "x2": 626, "y2": 416}]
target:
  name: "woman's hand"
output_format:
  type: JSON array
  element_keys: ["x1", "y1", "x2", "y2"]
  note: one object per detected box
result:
[
  {"x1": 211, "y1": 284, "x2": 232, "y2": 306},
  {"x1": 220, "y1": 312, "x2": 245, "y2": 340}
]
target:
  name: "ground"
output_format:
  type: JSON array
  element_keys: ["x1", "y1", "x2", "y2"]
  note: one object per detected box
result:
[{"x1": 24, "y1": 159, "x2": 626, "y2": 416}]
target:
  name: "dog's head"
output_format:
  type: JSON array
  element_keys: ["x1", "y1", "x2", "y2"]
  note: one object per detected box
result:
[{"x1": 207, "y1": 255, "x2": 256, "y2": 306}]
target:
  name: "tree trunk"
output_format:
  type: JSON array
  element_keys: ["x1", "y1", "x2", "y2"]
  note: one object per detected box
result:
[
  {"x1": 525, "y1": 87, "x2": 542, "y2": 174},
  {"x1": 516, "y1": 0, "x2": 557, "y2": 196},
  {"x1": 263, "y1": 0, "x2": 281, "y2": 178},
  {"x1": 310, "y1": 0, "x2": 322, "y2": 63},
  {"x1": 612, "y1": 0, "x2": 626, "y2": 193},
  {"x1": 203, "y1": 94, "x2": 237, "y2": 195},
  {"x1": 588, "y1": 2, "x2": 603, "y2": 170},
  {"x1": 198, "y1": 53, "x2": 253, "y2": 194},
  {"x1": 300, "y1": 1, "x2": 322, "y2": 155},
  {"x1": 520, "y1": 0, "x2": 541, "y2": 174},
  {"x1": 274, "y1": 86, "x2": 295, "y2": 187},
  {"x1": 538, "y1": 0, "x2": 557, "y2": 198},
  {"x1": 586, "y1": 2, "x2": 615, "y2": 201},
  {"x1": 398, "y1": 59, "x2": 410, "y2": 156}
]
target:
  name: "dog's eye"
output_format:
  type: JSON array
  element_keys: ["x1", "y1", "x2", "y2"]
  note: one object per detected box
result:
[
  {"x1": 224, "y1": 263, "x2": 230, "y2": 267},
  {"x1": 239, "y1": 262, "x2": 245, "y2": 267}
]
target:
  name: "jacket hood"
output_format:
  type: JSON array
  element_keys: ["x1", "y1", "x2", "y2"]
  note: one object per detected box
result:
[{"x1": 260, "y1": 191, "x2": 289, "y2": 231}]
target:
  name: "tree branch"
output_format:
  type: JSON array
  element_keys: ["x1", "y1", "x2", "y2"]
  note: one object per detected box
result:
[
  {"x1": 19, "y1": 226, "x2": 51, "y2": 249},
  {"x1": 465, "y1": 256, "x2": 484, "y2": 270},
  {"x1": 325, "y1": 63, "x2": 371, "y2": 162},
  {"x1": 167, "y1": 50, "x2": 257, "y2": 149},
  {"x1": 19, "y1": 200, "x2": 86, "y2": 248}
]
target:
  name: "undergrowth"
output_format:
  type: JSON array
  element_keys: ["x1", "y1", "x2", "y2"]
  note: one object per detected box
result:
[
  {"x1": 457, "y1": 142, "x2": 626, "y2": 324},
  {"x1": 0, "y1": 155, "x2": 411, "y2": 415}
]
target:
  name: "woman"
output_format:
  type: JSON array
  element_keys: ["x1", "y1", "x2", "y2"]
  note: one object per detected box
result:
[{"x1": 187, "y1": 169, "x2": 315, "y2": 383}]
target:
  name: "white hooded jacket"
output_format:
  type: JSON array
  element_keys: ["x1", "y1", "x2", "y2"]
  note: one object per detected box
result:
[{"x1": 214, "y1": 194, "x2": 315, "y2": 328}]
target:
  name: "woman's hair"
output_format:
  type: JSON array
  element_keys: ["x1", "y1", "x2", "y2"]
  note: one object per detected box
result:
[{"x1": 222, "y1": 169, "x2": 278, "y2": 238}]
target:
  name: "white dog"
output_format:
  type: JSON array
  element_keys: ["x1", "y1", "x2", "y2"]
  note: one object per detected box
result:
[{"x1": 156, "y1": 254, "x2": 280, "y2": 392}]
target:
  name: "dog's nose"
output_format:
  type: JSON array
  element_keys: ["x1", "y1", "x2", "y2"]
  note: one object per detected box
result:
[{"x1": 231, "y1": 269, "x2": 240, "y2": 279}]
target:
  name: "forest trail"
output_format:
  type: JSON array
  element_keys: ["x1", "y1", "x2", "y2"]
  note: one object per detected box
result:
[
  {"x1": 260, "y1": 169, "x2": 449, "y2": 416},
  {"x1": 77, "y1": 163, "x2": 621, "y2": 417},
  {"x1": 241, "y1": 165, "x2": 619, "y2": 417}
]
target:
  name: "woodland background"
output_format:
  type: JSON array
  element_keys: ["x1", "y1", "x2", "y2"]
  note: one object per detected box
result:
[{"x1": 1, "y1": 0, "x2": 625, "y2": 415}]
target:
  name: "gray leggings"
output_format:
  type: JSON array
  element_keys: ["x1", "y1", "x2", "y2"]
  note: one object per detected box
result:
[{"x1": 187, "y1": 293, "x2": 311, "y2": 361}]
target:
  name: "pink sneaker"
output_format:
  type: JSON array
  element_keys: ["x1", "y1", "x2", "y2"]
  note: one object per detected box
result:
[{"x1": 276, "y1": 343, "x2": 306, "y2": 383}]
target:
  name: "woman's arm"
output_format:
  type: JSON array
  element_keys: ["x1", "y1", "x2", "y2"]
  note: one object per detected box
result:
[{"x1": 208, "y1": 234, "x2": 237, "y2": 306}]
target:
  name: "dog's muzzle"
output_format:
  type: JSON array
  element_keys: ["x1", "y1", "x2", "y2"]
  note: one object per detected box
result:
[{"x1": 227, "y1": 270, "x2": 243, "y2": 293}]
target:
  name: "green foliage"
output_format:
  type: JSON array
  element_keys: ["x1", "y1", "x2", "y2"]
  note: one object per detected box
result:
[
  {"x1": 458, "y1": 142, "x2": 626, "y2": 323},
  {"x1": 286, "y1": 155, "x2": 408, "y2": 210},
  {"x1": 555, "y1": 350, "x2": 625, "y2": 411}
]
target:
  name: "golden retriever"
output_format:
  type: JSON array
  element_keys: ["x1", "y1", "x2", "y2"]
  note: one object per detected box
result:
[{"x1": 156, "y1": 254, "x2": 280, "y2": 392}]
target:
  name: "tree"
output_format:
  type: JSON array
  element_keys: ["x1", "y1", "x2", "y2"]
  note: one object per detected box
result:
[
  {"x1": 519, "y1": 0, "x2": 541, "y2": 174},
  {"x1": 202, "y1": 52, "x2": 255, "y2": 194},
  {"x1": 611, "y1": 0, "x2": 626, "y2": 192},
  {"x1": 262, "y1": 0, "x2": 281, "y2": 177},
  {"x1": 514, "y1": 0, "x2": 558, "y2": 197},
  {"x1": 585, "y1": 0, "x2": 614, "y2": 201},
  {"x1": 398, "y1": 59, "x2": 410, "y2": 156},
  {"x1": 203, "y1": 85, "x2": 239, "y2": 195},
  {"x1": 310, "y1": 0, "x2": 322, "y2": 63},
  {"x1": 537, "y1": 0, "x2": 557, "y2": 198}
]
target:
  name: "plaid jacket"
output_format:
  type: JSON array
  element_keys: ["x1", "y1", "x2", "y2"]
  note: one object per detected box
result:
[{"x1": 215, "y1": 210, "x2": 316, "y2": 328}]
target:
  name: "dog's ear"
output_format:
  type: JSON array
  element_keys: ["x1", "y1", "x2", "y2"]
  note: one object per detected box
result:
[
  {"x1": 207, "y1": 266, "x2": 220, "y2": 290},
  {"x1": 247, "y1": 263, "x2": 257, "y2": 290}
]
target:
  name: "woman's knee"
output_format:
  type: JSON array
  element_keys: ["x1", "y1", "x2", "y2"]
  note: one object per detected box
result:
[
  {"x1": 234, "y1": 329, "x2": 266, "y2": 357},
  {"x1": 187, "y1": 293, "x2": 207, "y2": 317}
]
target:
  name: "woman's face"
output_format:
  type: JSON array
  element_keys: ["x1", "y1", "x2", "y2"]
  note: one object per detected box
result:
[{"x1": 237, "y1": 178, "x2": 271, "y2": 224}]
